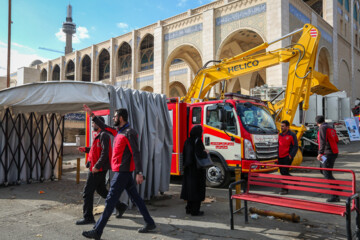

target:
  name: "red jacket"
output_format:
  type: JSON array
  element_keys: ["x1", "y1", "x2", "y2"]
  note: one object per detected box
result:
[
  {"x1": 87, "y1": 131, "x2": 112, "y2": 172},
  {"x1": 93, "y1": 117, "x2": 142, "y2": 173},
  {"x1": 278, "y1": 130, "x2": 298, "y2": 159},
  {"x1": 317, "y1": 123, "x2": 339, "y2": 155}
]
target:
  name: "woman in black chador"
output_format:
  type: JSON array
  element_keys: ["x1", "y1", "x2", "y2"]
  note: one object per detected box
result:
[{"x1": 180, "y1": 125, "x2": 208, "y2": 216}]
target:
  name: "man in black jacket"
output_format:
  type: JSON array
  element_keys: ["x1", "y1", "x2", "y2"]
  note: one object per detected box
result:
[{"x1": 76, "y1": 116, "x2": 128, "y2": 225}]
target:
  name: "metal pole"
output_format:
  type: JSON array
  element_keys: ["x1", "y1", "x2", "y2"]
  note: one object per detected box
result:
[
  {"x1": 7, "y1": 0, "x2": 12, "y2": 88},
  {"x1": 76, "y1": 158, "x2": 80, "y2": 184},
  {"x1": 235, "y1": 164, "x2": 241, "y2": 211},
  {"x1": 58, "y1": 156, "x2": 62, "y2": 180}
]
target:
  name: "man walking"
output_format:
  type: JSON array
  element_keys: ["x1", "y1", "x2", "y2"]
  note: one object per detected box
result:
[
  {"x1": 82, "y1": 105, "x2": 156, "y2": 240},
  {"x1": 278, "y1": 120, "x2": 298, "y2": 195},
  {"x1": 316, "y1": 115, "x2": 340, "y2": 202},
  {"x1": 76, "y1": 116, "x2": 128, "y2": 225}
]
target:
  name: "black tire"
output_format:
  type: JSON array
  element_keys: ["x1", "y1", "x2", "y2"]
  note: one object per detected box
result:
[{"x1": 205, "y1": 159, "x2": 230, "y2": 188}]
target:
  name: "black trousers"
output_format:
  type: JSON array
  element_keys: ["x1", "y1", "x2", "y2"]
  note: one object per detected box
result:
[
  {"x1": 186, "y1": 201, "x2": 201, "y2": 214},
  {"x1": 320, "y1": 153, "x2": 339, "y2": 197},
  {"x1": 278, "y1": 156, "x2": 293, "y2": 176},
  {"x1": 83, "y1": 171, "x2": 125, "y2": 220}
]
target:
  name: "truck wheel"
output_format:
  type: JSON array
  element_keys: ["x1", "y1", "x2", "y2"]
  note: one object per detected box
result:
[{"x1": 206, "y1": 160, "x2": 230, "y2": 188}]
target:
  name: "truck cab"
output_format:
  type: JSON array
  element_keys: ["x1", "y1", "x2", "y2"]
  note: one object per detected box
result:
[{"x1": 168, "y1": 94, "x2": 278, "y2": 188}]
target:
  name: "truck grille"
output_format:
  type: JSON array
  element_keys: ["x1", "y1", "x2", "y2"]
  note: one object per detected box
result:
[{"x1": 255, "y1": 142, "x2": 278, "y2": 160}]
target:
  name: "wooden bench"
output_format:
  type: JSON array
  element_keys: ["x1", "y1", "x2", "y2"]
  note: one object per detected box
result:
[{"x1": 229, "y1": 163, "x2": 360, "y2": 240}]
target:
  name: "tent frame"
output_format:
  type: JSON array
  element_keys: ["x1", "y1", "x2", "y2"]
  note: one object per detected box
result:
[{"x1": 0, "y1": 108, "x2": 64, "y2": 186}]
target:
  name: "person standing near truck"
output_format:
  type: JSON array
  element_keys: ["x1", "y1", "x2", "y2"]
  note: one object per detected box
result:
[
  {"x1": 278, "y1": 120, "x2": 298, "y2": 195},
  {"x1": 316, "y1": 115, "x2": 340, "y2": 202},
  {"x1": 76, "y1": 116, "x2": 128, "y2": 225}
]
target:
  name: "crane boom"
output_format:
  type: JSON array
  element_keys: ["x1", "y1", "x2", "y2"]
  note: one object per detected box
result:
[
  {"x1": 180, "y1": 24, "x2": 339, "y2": 166},
  {"x1": 182, "y1": 24, "x2": 337, "y2": 104}
]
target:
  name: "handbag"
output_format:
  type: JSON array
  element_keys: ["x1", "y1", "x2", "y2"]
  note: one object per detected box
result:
[{"x1": 195, "y1": 138, "x2": 213, "y2": 169}]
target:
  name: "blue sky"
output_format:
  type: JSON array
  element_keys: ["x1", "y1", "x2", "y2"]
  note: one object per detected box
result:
[{"x1": 0, "y1": 0, "x2": 214, "y2": 76}]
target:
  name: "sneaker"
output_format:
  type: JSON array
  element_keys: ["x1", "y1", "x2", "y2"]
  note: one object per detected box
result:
[
  {"x1": 138, "y1": 223, "x2": 156, "y2": 233},
  {"x1": 76, "y1": 218, "x2": 95, "y2": 225},
  {"x1": 327, "y1": 196, "x2": 340, "y2": 202},
  {"x1": 279, "y1": 189, "x2": 288, "y2": 195},
  {"x1": 82, "y1": 229, "x2": 101, "y2": 240},
  {"x1": 116, "y1": 202, "x2": 128, "y2": 218}
]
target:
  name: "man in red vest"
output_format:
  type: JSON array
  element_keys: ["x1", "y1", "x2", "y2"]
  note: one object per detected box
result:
[
  {"x1": 76, "y1": 116, "x2": 128, "y2": 225},
  {"x1": 82, "y1": 106, "x2": 156, "y2": 240},
  {"x1": 278, "y1": 120, "x2": 298, "y2": 195},
  {"x1": 316, "y1": 115, "x2": 340, "y2": 202}
]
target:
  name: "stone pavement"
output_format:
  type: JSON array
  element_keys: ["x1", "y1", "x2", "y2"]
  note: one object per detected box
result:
[{"x1": 0, "y1": 142, "x2": 359, "y2": 240}]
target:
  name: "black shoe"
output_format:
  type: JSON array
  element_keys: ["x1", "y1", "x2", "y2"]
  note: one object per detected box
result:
[
  {"x1": 279, "y1": 189, "x2": 288, "y2": 195},
  {"x1": 191, "y1": 211, "x2": 204, "y2": 216},
  {"x1": 116, "y1": 202, "x2": 128, "y2": 218},
  {"x1": 76, "y1": 218, "x2": 95, "y2": 225},
  {"x1": 327, "y1": 196, "x2": 340, "y2": 202},
  {"x1": 138, "y1": 223, "x2": 156, "y2": 233},
  {"x1": 82, "y1": 229, "x2": 101, "y2": 240}
]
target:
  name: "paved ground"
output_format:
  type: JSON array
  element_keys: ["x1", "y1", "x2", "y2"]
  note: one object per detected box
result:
[{"x1": 0, "y1": 142, "x2": 360, "y2": 240}]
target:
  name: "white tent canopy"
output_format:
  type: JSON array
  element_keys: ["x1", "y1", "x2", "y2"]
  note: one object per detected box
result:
[
  {"x1": 0, "y1": 81, "x2": 110, "y2": 114},
  {"x1": 0, "y1": 81, "x2": 172, "y2": 200}
]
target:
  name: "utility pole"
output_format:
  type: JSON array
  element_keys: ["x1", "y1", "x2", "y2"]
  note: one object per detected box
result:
[{"x1": 7, "y1": 0, "x2": 12, "y2": 88}]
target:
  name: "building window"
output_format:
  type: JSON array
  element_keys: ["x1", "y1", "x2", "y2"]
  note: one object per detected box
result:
[
  {"x1": 354, "y1": 4, "x2": 358, "y2": 20},
  {"x1": 139, "y1": 35, "x2": 154, "y2": 71},
  {"x1": 340, "y1": 19, "x2": 343, "y2": 35},
  {"x1": 345, "y1": 0, "x2": 349, "y2": 12},
  {"x1": 345, "y1": 23, "x2": 347, "y2": 37},
  {"x1": 356, "y1": 34, "x2": 359, "y2": 47}
]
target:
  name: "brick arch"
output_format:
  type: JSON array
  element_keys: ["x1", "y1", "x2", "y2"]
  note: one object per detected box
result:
[
  {"x1": 138, "y1": 34, "x2": 154, "y2": 72},
  {"x1": 164, "y1": 44, "x2": 203, "y2": 96},
  {"x1": 40, "y1": 68, "x2": 47, "y2": 81},
  {"x1": 65, "y1": 59, "x2": 75, "y2": 80},
  {"x1": 216, "y1": 27, "x2": 266, "y2": 95},
  {"x1": 339, "y1": 59, "x2": 351, "y2": 97},
  {"x1": 52, "y1": 64, "x2": 60, "y2": 81},
  {"x1": 141, "y1": 86, "x2": 154, "y2": 92},
  {"x1": 316, "y1": 46, "x2": 333, "y2": 84},
  {"x1": 169, "y1": 81, "x2": 187, "y2": 97},
  {"x1": 117, "y1": 42, "x2": 132, "y2": 76},
  {"x1": 80, "y1": 54, "x2": 91, "y2": 82},
  {"x1": 97, "y1": 48, "x2": 110, "y2": 81}
]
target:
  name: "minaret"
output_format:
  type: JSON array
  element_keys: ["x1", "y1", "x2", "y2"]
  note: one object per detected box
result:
[{"x1": 62, "y1": 4, "x2": 76, "y2": 54}]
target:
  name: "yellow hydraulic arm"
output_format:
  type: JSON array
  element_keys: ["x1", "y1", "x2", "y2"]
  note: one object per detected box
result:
[
  {"x1": 181, "y1": 24, "x2": 339, "y2": 165},
  {"x1": 182, "y1": 24, "x2": 337, "y2": 104}
]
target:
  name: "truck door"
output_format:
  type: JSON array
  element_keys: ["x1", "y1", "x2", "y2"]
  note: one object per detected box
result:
[{"x1": 203, "y1": 103, "x2": 242, "y2": 187}]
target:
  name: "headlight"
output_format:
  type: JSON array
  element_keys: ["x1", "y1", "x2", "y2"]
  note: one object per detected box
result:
[{"x1": 244, "y1": 139, "x2": 256, "y2": 159}]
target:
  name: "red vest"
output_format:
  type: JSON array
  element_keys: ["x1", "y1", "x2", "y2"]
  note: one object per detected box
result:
[
  {"x1": 278, "y1": 131, "x2": 295, "y2": 158},
  {"x1": 111, "y1": 133, "x2": 135, "y2": 172},
  {"x1": 88, "y1": 133, "x2": 112, "y2": 172},
  {"x1": 317, "y1": 127, "x2": 339, "y2": 154}
]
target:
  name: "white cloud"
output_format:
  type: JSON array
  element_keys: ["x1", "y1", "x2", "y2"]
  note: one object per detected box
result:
[
  {"x1": 117, "y1": 22, "x2": 129, "y2": 29},
  {"x1": 0, "y1": 41, "x2": 35, "y2": 52},
  {"x1": 55, "y1": 26, "x2": 90, "y2": 44},
  {"x1": 177, "y1": 0, "x2": 187, "y2": 7},
  {"x1": 0, "y1": 47, "x2": 48, "y2": 76}
]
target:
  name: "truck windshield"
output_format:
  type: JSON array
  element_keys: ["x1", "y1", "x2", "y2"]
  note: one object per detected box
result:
[{"x1": 236, "y1": 103, "x2": 277, "y2": 134}]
